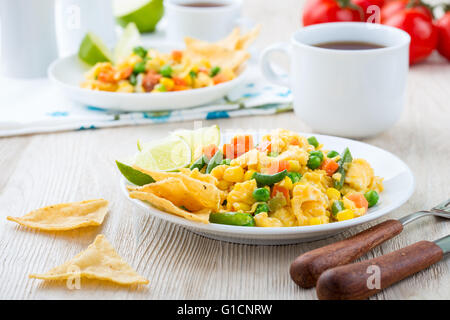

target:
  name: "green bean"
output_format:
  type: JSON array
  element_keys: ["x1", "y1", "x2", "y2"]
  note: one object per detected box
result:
[
  {"x1": 210, "y1": 66, "x2": 221, "y2": 77},
  {"x1": 209, "y1": 212, "x2": 255, "y2": 227},
  {"x1": 327, "y1": 150, "x2": 339, "y2": 158},
  {"x1": 206, "y1": 150, "x2": 223, "y2": 174},
  {"x1": 333, "y1": 147, "x2": 352, "y2": 190},
  {"x1": 190, "y1": 155, "x2": 208, "y2": 171},
  {"x1": 331, "y1": 200, "x2": 344, "y2": 216},
  {"x1": 252, "y1": 169, "x2": 287, "y2": 186}
]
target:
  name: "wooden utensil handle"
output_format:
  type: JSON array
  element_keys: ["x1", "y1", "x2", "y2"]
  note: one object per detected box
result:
[
  {"x1": 290, "y1": 219, "x2": 403, "y2": 288},
  {"x1": 316, "y1": 241, "x2": 444, "y2": 300}
]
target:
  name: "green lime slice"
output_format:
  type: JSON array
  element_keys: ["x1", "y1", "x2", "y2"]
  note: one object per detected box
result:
[
  {"x1": 133, "y1": 135, "x2": 191, "y2": 172},
  {"x1": 116, "y1": 161, "x2": 154, "y2": 186},
  {"x1": 114, "y1": 0, "x2": 164, "y2": 33},
  {"x1": 172, "y1": 125, "x2": 221, "y2": 164},
  {"x1": 78, "y1": 32, "x2": 113, "y2": 65},
  {"x1": 113, "y1": 22, "x2": 141, "y2": 64}
]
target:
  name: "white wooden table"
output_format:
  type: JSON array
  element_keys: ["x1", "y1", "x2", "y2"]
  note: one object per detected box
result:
[{"x1": 1, "y1": 0, "x2": 449, "y2": 300}]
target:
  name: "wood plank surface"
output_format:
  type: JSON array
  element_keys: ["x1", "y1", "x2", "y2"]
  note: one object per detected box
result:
[{"x1": 0, "y1": 0, "x2": 449, "y2": 300}]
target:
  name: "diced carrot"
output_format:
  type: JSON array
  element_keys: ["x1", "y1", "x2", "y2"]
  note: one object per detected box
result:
[
  {"x1": 347, "y1": 193, "x2": 369, "y2": 213},
  {"x1": 256, "y1": 140, "x2": 271, "y2": 153},
  {"x1": 173, "y1": 77, "x2": 187, "y2": 86},
  {"x1": 320, "y1": 158, "x2": 339, "y2": 176},
  {"x1": 172, "y1": 50, "x2": 183, "y2": 62},
  {"x1": 213, "y1": 73, "x2": 228, "y2": 84},
  {"x1": 172, "y1": 85, "x2": 189, "y2": 91},
  {"x1": 272, "y1": 185, "x2": 290, "y2": 200},
  {"x1": 231, "y1": 134, "x2": 254, "y2": 156},
  {"x1": 97, "y1": 68, "x2": 116, "y2": 83},
  {"x1": 267, "y1": 160, "x2": 290, "y2": 175},
  {"x1": 223, "y1": 143, "x2": 236, "y2": 159},
  {"x1": 117, "y1": 66, "x2": 133, "y2": 80},
  {"x1": 202, "y1": 144, "x2": 219, "y2": 159},
  {"x1": 290, "y1": 137, "x2": 300, "y2": 145}
]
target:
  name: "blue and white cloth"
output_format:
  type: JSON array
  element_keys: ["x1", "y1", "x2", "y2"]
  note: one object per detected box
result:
[{"x1": 0, "y1": 65, "x2": 292, "y2": 137}]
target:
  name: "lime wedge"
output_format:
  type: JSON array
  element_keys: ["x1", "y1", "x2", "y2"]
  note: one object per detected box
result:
[
  {"x1": 133, "y1": 136, "x2": 191, "y2": 172},
  {"x1": 113, "y1": 22, "x2": 141, "y2": 64},
  {"x1": 116, "y1": 161, "x2": 154, "y2": 186},
  {"x1": 172, "y1": 125, "x2": 221, "y2": 163},
  {"x1": 78, "y1": 32, "x2": 113, "y2": 65},
  {"x1": 114, "y1": 0, "x2": 164, "y2": 33}
]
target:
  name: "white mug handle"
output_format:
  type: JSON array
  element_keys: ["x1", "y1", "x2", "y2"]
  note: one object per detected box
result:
[{"x1": 260, "y1": 42, "x2": 291, "y2": 87}]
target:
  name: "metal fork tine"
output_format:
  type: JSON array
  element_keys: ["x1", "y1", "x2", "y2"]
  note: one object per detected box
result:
[{"x1": 432, "y1": 198, "x2": 450, "y2": 212}]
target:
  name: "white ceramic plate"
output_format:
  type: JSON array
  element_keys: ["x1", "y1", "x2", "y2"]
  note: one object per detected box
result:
[
  {"x1": 121, "y1": 131, "x2": 414, "y2": 245},
  {"x1": 48, "y1": 44, "x2": 248, "y2": 111}
]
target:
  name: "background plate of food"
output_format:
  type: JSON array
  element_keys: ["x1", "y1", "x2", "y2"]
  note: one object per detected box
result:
[
  {"x1": 118, "y1": 126, "x2": 415, "y2": 245},
  {"x1": 48, "y1": 26, "x2": 258, "y2": 111}
]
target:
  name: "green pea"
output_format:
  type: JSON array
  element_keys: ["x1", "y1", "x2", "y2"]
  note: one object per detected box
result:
[
  {"x1": 154, "y1": 83, "x2": 167, "y2": 92},
  {"x1": 364, "y1": 190, "x2": 379, "y2": 208},
  {"x1": 331, "y1": 200, "x2": 344, "y2": 216},
  {"x1": 254, "y1": 203, "x2": 270, "y2": 215},
  {"x1": 252, "y1": 188, "x2": 270, "y2": 202},
  {"x1": 327, "y1": 150, "x2": 339, "y2": 158},
  {"x1": 307, "y1": 156, "x2": 322, "y2": 170},
  {"x1": 189, "y1": 70, "x2": 197, "y2": 78},
  {"x1": 307, "y1": 136, "x2": 319, "y2": 148},
  {"x1": 210, "y1": 66, "x2": 221, "y2": 77},
  {"x1": 309, "y1": 150, "x2": 324, "y2": 161},
  {"x1": 160, "y1": 65, "x2": 173, "y2": 77},
  {"x1": 133, "y1": 61, "x2": 146, "y2": 74},
  {"x1": 287, "y1": 172, "x2": 302, "y2": 184},
  {"x1": 129, "y1": 73, "x2": 137, "y2": 86},
  {"x1": 133, "y1": 46, "x2": 147, "y2": 58}
]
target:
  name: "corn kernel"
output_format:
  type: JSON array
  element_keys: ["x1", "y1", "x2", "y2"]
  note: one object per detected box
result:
[
  {"x1": 279, "y1": 176, "x2": 293, "y2": 191},
  {"x1": 223, "y1": 166, "x2": 245, "y2": 183},
  {"x1": 288, "y1": 160, "x2": 300, "y2": 172},
  {"x1": 211, "y1": 165, "x2": 227, "y2": 180},
  {"x1": 336, "y1": 209, "x2": 354, "y2": 221},
  {"x1": 217, "y1": 180, "x2": 232, "y2": 190},
  {"x1": 244, "y1": 169, "x2": 256, "y2": 181},
  {"x1": 326, "y1": 188, "x2": 341, "y2": 201},
  {"x1": 309, "y1": 217, "x2": 322, "y2": 225},
  {"x1": 232, "y1": 202, "x2": 251, "y2": 212},
  {"x1": 160, "y1": 77, "x2": 174, "y2": 90}
]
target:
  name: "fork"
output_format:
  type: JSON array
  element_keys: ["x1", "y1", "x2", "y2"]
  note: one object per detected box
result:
[{"x1": 290, "y1": 198, "x2": 450, "y2": 288}]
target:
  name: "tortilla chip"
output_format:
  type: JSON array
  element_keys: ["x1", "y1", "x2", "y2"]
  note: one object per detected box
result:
[
  {"x1": 132, "y1": 166, "x2": 221, "y2": 211},
  {"x1": 129, "y1": 177, "x2": 209, "y2": 212},
  {"x1": 129, "y1": 191, "x2": 210, "y2": 224},
  {"x1": 29, "y1": 234, "x2": 148, "y2": 285},
  {"x1": 183, "y1": 26, "x2": 260, "y2": 72},
  {"x1": 7, "y1": 199, "x2": 109, "y2": 231},
  {"x1": 178, "y1": 167, "x2": 218, "y2": 186}
]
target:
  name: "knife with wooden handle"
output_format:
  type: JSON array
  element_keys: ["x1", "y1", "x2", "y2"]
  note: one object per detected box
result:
[
  {"x1": 315, "y1": 235, "x2": 450, "y2": 300},
  {"x1": 290, "y1": 219, "x2": 404, "y2": 288},
  {"x1": 290, "y1": 202, "x2": 450, "y2": 288}
]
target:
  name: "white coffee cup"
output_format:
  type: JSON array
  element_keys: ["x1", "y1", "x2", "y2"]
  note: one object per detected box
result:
[
  {"x1": 166, "y1": 0, "x2": 243, "y2": 43},
  {"x1": 260, "y1": 22, "x2": 411, "y2": 138}
]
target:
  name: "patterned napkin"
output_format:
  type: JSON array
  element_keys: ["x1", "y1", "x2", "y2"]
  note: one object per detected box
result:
[{"x1": 0, "y1": 64, "x2": 292, "y2": 137}]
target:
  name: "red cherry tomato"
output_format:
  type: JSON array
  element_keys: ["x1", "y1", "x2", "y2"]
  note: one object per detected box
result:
[
  {"x1": 302, "y1": 0, "x2": 363, "y2": 26},
  {"x1": 436, "y1": 10, "x2": 450, "y2": 61},
  {"x1": 352, "y1": 0, "x2": 385, "y2": 22},
  {"x1": 384, "y1": 8, "x2": 438, "y2": 65},
  {"x1": 381, "y1": 0, "x2": 433, "y2": 23}
]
